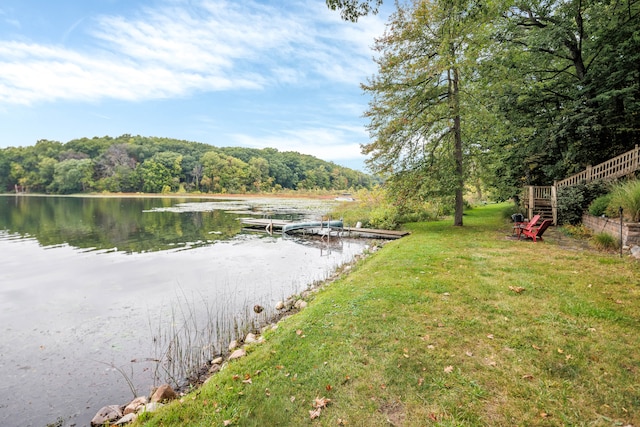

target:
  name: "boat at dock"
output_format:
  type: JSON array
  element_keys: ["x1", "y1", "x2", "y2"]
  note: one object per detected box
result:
[{"x1": 282, "y1": 219, "x2": 343, "y2": 234}]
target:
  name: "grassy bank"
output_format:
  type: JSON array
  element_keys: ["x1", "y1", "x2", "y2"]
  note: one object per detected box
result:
[{"x1": 137, "y1": 203, "x2": 640, "y2": 426}]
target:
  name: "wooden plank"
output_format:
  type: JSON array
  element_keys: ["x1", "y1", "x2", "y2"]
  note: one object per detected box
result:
[
  {"x1": 343, "y1": 227, "x2": 409, "y2": 239},
  {"x1": 239, "y1": 218, "x2": 291, "y2": 228}
]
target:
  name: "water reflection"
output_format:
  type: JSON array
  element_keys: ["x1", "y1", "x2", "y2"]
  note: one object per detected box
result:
[
  {"x1": 0, "y1": 195, "x2": 333, "y2": 253},
  {"x1": 0, "y1": 195, "x2": 367, "y2": 427}
]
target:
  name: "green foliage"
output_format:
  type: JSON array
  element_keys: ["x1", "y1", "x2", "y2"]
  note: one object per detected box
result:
[
  {"x1": 500, "y1": 203, "x2": 522, "y2": 220},
  {"x1": 488, "y1": 0, "x2": 640, "y2": 187},
  {"x1": 591, "y1": 232, "x2": 619, "y2": 251},
  {"x1": 606, "y1": 179, "x2": 640, "y2": 222},
  {"x1": 559, "y1": 224, "x2": 592, "y2": 239},
  {"x1": 556, "y1": 181, "x2": 610, "y2": 225},
  {"x1": 361, "y1": 0, "x2": 498, "y2": 226},
  {"x1": 331, "y1": 187, "x2": 442, "y2": 230},
  {"x1": 326, "y1": 0, "x2": 383, "y2": 22},
  {"x1": 48, "y1": 159, "x2": 94, "y2": 194},
  {"x1": 0, "y1": 135, "x2": 373, "y2": 195},
  {"x1": 588, "y1": 194, "x2": 613, "y2": 217}
]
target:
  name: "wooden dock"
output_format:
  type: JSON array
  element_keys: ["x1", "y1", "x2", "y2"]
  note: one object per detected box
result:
[
  {"x1": 239, "y1": 218, "x2": 291, "y2": 234},
  {"x1": 342, "y1": 227, "x2": 409, "y2": 239},
  {"x1": 239, "y1": 218, "x2": 409, "y2": 240}
]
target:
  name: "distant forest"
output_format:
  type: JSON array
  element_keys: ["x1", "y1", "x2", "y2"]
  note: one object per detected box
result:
[{"x1": 0, "y1": 135, "x2": 375, "y2": 194}]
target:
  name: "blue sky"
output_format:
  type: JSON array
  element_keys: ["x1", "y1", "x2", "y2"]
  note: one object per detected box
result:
[{"x1": 0, "y1": 0, "x2": 392, "y2": 171}]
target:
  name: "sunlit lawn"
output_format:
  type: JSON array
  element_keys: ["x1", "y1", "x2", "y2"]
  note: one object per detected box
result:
[{"x1": 137, "y1": 203, "x2": 640, "y2": 426}]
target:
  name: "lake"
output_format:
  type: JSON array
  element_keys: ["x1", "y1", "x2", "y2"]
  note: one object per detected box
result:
[{"x1": 0, "y1": 195, "x2": 369, "y2": 427}]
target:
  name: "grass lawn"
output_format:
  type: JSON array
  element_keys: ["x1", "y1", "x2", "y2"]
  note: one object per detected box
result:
[{"x1": 136, "y1": 203, "x2": 640, "y2": 426}]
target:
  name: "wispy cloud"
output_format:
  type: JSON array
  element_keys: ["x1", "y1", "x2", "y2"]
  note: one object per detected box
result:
[
  {"x1": 0, "y1": 0, "x2": 384, "y2": 106},
  {"x1": 230, "y1": 125, "x2": 365, "y2": 161}
]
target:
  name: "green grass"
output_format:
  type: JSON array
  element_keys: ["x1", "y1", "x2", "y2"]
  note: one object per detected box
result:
[{"x1": 136, "y1": 203, "x2": 640, "y2": 426}]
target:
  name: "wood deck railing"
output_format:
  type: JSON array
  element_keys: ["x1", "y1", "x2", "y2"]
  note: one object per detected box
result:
[
  {"x1": 523, "y1": 185, "x2": 556, "y2": 224},
  {"x1": 523, "y1": 144, "x2": 639, "y2": 225},
  {"x1": 556, "y1": 144, "x2": 640, "y2": 188}
]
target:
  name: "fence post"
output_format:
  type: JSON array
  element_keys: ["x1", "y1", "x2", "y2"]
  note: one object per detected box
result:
[
  {"x1": 528, "y1": 186, "x2": 534, "y2": 220},
  {"x1": 551, "y1": 183, "x2": 558, "y2": 225}
]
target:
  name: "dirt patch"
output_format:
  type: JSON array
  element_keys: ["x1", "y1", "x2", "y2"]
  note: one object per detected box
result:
[
  {"x1": 506, "y1": 225, "x2": 592, "y2": 251},
  {"x1": 379, "y1": 400, "x2": 406, "y2": 426}
]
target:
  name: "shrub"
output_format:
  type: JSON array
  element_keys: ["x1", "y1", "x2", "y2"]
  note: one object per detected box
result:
[
  {"x1": 331, "y1": 187, "x2": 400, "y2": 229},
  {"x1": 559, "y1": 224, "x2": 591, "y2": 239},
  {"x1": 606, "y1": 179, "x2": 640, "y2": 222},
  {"x1": 331, "y1": 187, "x2": 442, "y2": 229},
  {"x1": 588, "y1": 194, "x2": 613, "y2": 217},
  {"x1": 556, "y1": 180, "x2": 610, "y2": 225},
  {"x1": 591, "y1": 232, "x2": 619, "y2": 251},
  {"x1": 368, "y1": 206, "x2": 400, "y2": 230}
]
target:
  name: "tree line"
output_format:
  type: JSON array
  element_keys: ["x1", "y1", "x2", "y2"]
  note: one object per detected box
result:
[
  {"x1": 0, "y1": 135, "x2": 375, "y2": 194},
  {"x1": 329, "y1": 0, "x2": 640, "y2": 225}
]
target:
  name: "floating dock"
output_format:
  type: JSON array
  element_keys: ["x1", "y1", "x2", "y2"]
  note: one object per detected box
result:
[{"x1": 238, "y1": 218, "x2": 409, "y2": 240}]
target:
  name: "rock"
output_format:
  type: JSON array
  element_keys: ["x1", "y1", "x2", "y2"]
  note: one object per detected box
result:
[
  {"x1": 150, "y1": 384, "x2": 177, "y2": 403},
  {"x1": 228, "y1": 340, "x2": 239, "y2": 351},
  {"x1": 91, "y1": 405, "x2": 123, "y2": 426},
  {"x1": 123, "y1": 396, "x2": 147, "y2": 415},
  {"x1": 294, "y1": 300, "x2": 307, "y2": 310},
  {"x1": 138, "y1": 402, "x2": 164, "y2": 414},
  {"x1": 208, "y1": 363, "x2": 221, "y2": 374},
  {"x1": 245, "y1": 333, "x2": 258, "y2": 343},
  {"x1": 253, "y1": 304, "x2": 264, "y2": 313},
  {"x1": 211, "y1": 356, "x2": 223, "y2": 365},
  {"x1": 114, "y1": 413, "x2": 137, "y2": 425},
  {"x1": 631, "y1": 245, "x2": 640, "y2": 259},
  {"x1": 275, "y1": 301, "x2": 285, "y2": 310},
  {"x1": 229, "y1": 348, "x2": 246, "y2": 360}
]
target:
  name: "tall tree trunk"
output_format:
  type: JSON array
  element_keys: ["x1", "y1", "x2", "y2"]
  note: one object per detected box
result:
[{"x1": 450, "y1": 59, "x2": 464, "y2": 226}]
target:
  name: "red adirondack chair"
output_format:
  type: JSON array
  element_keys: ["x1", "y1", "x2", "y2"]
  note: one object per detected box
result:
[
  {"x1": 522, "y1": 219, "x2": 553, "y2": 242},
  {"x1": 514, "y1": 214, "x2": 540, "y2": 239}
]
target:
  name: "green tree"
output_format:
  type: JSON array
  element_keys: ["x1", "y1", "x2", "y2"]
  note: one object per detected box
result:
[
  {"x1": 362, "y1": 0, "x2": 494, "y2": 225},
  {"x1": 35, "y1": 157, "x2": 58, "y2": 191},
  {"x1": 326, "y1": 0, "x2": 383, "y2": 21},
  {"x1": 490, "y1": 0, "x2": 640, "y2": 187},
  {"x1": 248, "y1": 157, "x2": 273, "y2": 192},
  {"x1": 139, "y1": 158, "x2": 178, "y2": 193},
  {"x1": 49, "y1": 159, "x2": 94, "y2": 194}
]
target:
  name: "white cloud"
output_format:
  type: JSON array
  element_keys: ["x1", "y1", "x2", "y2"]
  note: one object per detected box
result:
[
  {"x1": 230, "y1": 126, "x2": 365, "y2": 162},
  {"x1": 0, "y1": 0, "x2": 386, "y2": 106}
]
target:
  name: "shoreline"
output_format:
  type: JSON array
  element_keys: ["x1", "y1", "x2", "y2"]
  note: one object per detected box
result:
[
  {"x1": 88, "y1": 238, "x2": 385, "y2": 426},
  {"x1": 0, "y1": 191, "x2": 341, "y2": 200}
]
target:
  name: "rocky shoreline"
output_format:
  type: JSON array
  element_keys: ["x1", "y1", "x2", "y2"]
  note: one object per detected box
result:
[{"x1": 89, "y1": 241, "x2": 383, "y2": 426}]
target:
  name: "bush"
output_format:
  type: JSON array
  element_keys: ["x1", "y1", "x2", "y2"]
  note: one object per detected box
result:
[
  {"x1": 591, "y1": 232, "x2": 619, "y2": 251},
  {"x1": 588, "y1": 194, "x2": 613, "y2": 217},
  {"x1": 556, "y1": 180, "x2": 610, "y2": 225},
  {"x1": 331, "y1": 188, "x2": 400, "y2": 229},
  {"x1": 331, "y1": 187, "x2": 442, "y2": 229},
  {"x1": 606, "y1": 179, "x2": 640, "y2": 222},
  {"x1": 368, "y1": 206, "x2": 400, "y2": 230},
  {"x1": 559, "y1": 224, "x2": 592, "y2": 239}
]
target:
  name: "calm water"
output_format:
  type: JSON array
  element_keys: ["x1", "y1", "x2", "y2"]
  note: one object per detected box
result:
[{"x1": 0, "y1": 195, "x2": 368, "y2": 427}]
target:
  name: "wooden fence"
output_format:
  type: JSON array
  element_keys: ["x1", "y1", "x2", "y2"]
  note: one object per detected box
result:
[
  {"x1": 556, "y1": 144, "x2": 639, "y2": 188},
  {"x1": 523, "y1": 144, "x2": 640, "y2": 225}
]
